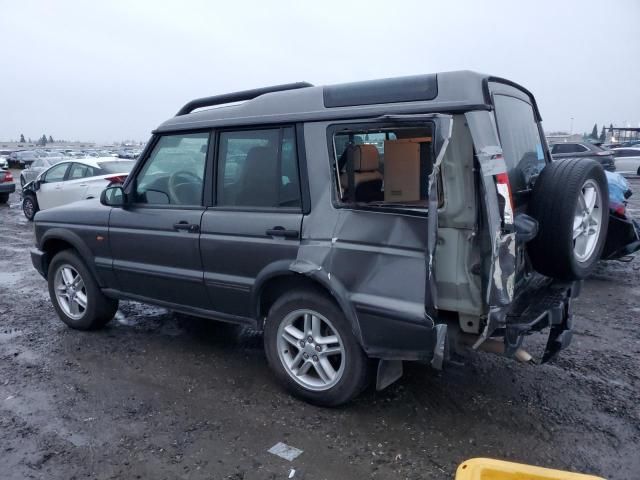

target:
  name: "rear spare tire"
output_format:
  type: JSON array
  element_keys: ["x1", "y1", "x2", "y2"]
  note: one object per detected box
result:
[{"x1": 528, "y1": 158, "x2": 608, "y2": 280}]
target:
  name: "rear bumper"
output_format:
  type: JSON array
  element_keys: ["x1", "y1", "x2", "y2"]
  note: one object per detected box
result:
[
  {"x1": 503, "y1": 277, "x2": 580, "y2": 363},
  {"x1": 30, "y1": 248, "x2": 47, "y2": 279},
  {"x1": 0, "y1": 182, "x2": 16, "y2": 194}
]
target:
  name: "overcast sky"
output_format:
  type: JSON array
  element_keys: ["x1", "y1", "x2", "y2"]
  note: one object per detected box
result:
[{"x1": 1, "y1": 0, "x2": 638, "y2": 144}]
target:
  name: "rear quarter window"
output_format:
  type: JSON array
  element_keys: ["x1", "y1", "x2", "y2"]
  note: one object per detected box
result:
[{"x1": 493, "y1": 94, "x2": 545, "y2": 192}]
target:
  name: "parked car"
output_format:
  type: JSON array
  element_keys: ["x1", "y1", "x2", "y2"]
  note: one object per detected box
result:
[
  {"x1": 0, "y1": 156, "x2": 8, "y2": 170},
  {"x1": 8, "y1": 150, "x2": 41, "y2": 169},
  {"x1": 550, "y1": 142, "x2": 616, "y2": 171},
  {"x1": 611, "y1": 147, "x2": 640, "y2": 176},
  {"x1": 20, "y1": 155, "x2": 66, "y2": 186},
  {"x1": 21, "y1": 158, "x2": 133, "y2": 220},
  {"x1": 0, "y1": 168, "x2": 16, "y2": 204},
  {"x1": 30, "y1": 72, "x2": 616, "y2": 406}
]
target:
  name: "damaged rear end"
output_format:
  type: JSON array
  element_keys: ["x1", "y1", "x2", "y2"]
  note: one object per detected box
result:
[{"x1": 439, "y1": 80, "x2": 601, "y2": 365}]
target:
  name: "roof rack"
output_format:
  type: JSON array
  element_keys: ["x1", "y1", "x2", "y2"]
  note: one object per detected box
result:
[{"x1": 175, "y1": 82, "x2": 314, "y2": 116}]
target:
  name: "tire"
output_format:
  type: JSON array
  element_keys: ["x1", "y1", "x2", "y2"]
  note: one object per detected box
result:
[
  {"x1": 47, "y1": 250, "x2": 118, "y2": 330},
  {"x1": 636, "y1": 166, "x2": 640, "y2": 176},
  {"x1": 528, "y1": 159, "x2": 609, "y2": 280},
  {"x1": 264, "y1": 289, "x2": 370, "y2": 406},
  {"x1": 0, "y1": 193, "x2": 8, "y2": 204},
  {"x1": 22, "y1": 194, "x2": 39, "y2": 221}
]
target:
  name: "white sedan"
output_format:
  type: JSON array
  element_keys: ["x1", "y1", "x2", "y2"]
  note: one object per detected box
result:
[
  {"x1": 22, "y1": 157, "x2": 134, "y2": 220},
  {"x1": 612, "y1": 147, "x2": 640, "y2": 176}
]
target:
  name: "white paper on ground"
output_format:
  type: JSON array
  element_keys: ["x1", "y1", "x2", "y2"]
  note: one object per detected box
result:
[{"x1": 268, "y1": 442, "x2": 303, "y2": 461}]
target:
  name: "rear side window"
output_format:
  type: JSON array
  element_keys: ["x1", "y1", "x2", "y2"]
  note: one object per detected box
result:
[
  {"x1": 68, "y1": 163, "x2": 96, "y2": 179},
  {"x1": 216, "y1": 127, "x2": 301, "y2": 208},
  {"x1": 552, "y1": 143, "x2": 588, "y2": 154},
  {"x1": 493, "y1": 95, "x2": 545, "y2": 192},
  {"x1": 98, "y1": 160, "x2": 135, "y2": 173}
]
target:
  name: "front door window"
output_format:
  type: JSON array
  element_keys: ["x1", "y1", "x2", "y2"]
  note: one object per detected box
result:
[{"x1": 134, "y1": 132, "x2": 209, "y2": 206}]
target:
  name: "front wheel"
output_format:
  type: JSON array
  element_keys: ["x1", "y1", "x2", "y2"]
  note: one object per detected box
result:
[
  {"x1": 48, "y1": 250, "x2": 118, "y2": 330},
  {"x1": 22, "y1": 195, "x2": 38, "y2": 220},
  {"x1": 264, "y1": 289, "x2": 370, "y2": 406}
]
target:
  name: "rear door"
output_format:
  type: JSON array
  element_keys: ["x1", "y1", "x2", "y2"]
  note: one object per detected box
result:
[
  {"x1": 108, "y1": 132, "x2": 211, "y2": 309},
  {"x1": 63, "y1": 162, "x2": 97, "y2": 202},
  {"x1": 37, "y1": 162, "x2": 71, "y2": 209},
  {"x1": 200, "y1": 126, "x2": 303, "y2": 317}
]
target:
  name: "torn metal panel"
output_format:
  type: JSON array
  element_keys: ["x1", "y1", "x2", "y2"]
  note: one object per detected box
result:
[
  {"x1": 465, "y1": 110, "x2": 517, "y2": 345},
  {"x1": 465, "y1": 111, "x2": 515, "y2": 302}
]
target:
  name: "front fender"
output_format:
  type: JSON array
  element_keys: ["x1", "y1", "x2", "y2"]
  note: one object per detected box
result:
[{"x1": 39, "y1": 228, "x2": 105, "y2": 285}]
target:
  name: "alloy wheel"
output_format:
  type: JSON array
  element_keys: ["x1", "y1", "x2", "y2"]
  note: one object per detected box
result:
[
  {"x1": 54, "y1": 264, "x2": 88, "y2": 320},
  {"x1": 573, "y1": 179, "x2": 603, "y2": 262},
  {"x1": 276, "y1": 309, "x2": 346, "y2": 391}
]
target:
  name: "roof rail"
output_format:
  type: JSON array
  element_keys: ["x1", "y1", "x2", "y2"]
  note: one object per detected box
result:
[{"x1": 175, "y1": 82, "x2": 314, "y2": 116}]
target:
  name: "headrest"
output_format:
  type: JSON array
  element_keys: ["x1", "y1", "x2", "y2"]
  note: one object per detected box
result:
[{"x1": 353, "y1": 144, "x2": 379, "y2": 172}]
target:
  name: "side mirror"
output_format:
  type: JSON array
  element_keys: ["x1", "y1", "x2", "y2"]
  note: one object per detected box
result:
[
  {"x1": 101, "y1": 185, "x2": 126, "y2": 207},
  {"x1": 33, "y1": 180, "x2": 41, "y2": 190}
]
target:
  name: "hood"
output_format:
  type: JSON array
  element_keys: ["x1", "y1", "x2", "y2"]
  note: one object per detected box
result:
[{"x1": 34, "y1": 197, "x2": 110, "y2": 226}]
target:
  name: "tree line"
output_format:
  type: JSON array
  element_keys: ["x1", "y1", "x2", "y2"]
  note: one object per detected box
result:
[
  {"x1": 585, "y1": 123, "x2": 614, "y2": 143},
  {"x1": 19, "y1": 134, "x2": 55, "y2": 146}
]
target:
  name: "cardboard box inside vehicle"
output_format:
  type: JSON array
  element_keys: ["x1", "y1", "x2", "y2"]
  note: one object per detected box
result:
[{"x1": 383, "y1": 136, "x2": 432, "y2": 203}]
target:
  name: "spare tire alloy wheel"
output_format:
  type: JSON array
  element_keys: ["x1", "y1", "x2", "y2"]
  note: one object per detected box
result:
[
  {"x1": 54, "y1": 264, "x2": 88, "y2": 320},
  {"x1": 528, "y1": 158, "x2": 609, "y2": 280},
  {"x1": 573, "y1": 179, "x2": 603, "y2": 263},
  {"x1": 277, "y1": 309, "x2": 346, "y2": 391}
]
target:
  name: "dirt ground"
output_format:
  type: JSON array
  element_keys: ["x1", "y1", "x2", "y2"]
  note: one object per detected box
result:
[{"x1": 1, "y1": 173, "x2": 639, "y2": 480}]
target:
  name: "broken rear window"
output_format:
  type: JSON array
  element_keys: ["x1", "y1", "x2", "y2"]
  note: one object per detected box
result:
[
  {"x1": 330, "y1": 123, "x2": 435, "y2": 210},
  {"x1": 493, "y1": 94, "x2": 546, "y2": 193}
]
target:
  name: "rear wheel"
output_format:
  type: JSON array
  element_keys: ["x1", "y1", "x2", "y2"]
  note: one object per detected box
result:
[
  {"x1": 528, "y1": 159, "x2": 609, "y2": 280},
  {"x1": 0, "y1": 193, "x2": 8, "y2": 204},
  {"x1": 48, "y1": 250, "x2": 118, "y2": 330},
  {"x1": 22, "y1": 194, "x2": 38, "y2": 220},
  {"x1": 264, "y1": 289, "x2": 370, "y2": 406}
]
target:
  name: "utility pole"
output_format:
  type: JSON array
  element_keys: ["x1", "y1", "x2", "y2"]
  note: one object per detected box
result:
[{"x1": 570, "y1": 117, "x2": 574, "y2": 135}]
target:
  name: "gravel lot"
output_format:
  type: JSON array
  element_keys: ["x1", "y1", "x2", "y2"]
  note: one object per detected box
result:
[{"x1": 1, "y1": 172, "x2": 639, "y2": 480}]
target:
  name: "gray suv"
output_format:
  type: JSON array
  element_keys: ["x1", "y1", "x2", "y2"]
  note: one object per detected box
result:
[
  {"x1": 30, "y1": 71, "x2": 610, "y2": 406},
  {"x1": 550, "y1": 141, "x2": 616, "y2": 171}
]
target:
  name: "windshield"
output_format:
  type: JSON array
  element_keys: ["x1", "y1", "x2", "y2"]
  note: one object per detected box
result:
[{"x1": 98, "y1": 160, "x2": 135, "y2": 173}]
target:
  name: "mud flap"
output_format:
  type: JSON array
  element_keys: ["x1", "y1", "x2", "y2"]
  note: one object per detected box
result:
[{"x1": 602, "y1": 214, "x2": 640, "y2": 260}]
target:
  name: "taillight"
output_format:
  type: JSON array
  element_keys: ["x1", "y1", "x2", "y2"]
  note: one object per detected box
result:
[
  {"x1": 495, "y1": 171, "x2": 514, "y2": 226},
  {"x1": 2, "y1": 171, "x2": 13, "y2": 182},
  {"x1": 106, "y1": 174, "x2": 127, "y2": 185}
]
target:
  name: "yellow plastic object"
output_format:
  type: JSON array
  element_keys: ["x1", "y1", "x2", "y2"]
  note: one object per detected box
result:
[{"x1": 455, "y1": 458, "x2": 605, "y2": 480}]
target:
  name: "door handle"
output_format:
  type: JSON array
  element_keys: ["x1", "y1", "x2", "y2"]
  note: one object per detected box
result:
[
  {"x1": 174, "y1": 221, "x2": 200, "y2": 233},
  {"x1": 266, "y1": 226, "x2": 299, "y2": 239}
]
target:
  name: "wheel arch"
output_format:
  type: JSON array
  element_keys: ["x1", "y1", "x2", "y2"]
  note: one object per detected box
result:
[
  {"x1": 252, "y1": 261, "x2": 364, "y2": 345},
  {"x1": 40, "y1": 229, "x2": 104, "y2": 285}
]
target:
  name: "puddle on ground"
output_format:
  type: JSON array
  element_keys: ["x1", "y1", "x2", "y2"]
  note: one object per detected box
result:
[{"x1": 0, "y1": 271, "x2": 26, "y2": 287}]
